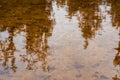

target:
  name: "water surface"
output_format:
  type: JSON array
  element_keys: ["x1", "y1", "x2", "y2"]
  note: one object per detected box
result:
[{"x1": 0, "y1": 0, "x2": 120, "y2": 80}]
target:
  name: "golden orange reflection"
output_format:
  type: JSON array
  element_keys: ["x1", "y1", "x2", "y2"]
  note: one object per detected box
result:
[
  {"x1": 113, "y1": 30, "x2": 120, "y2": 79},
  {"x1": 0, "y1": 0, "x2": 54, "y2": 72},
  {"x1": 0, "y1": 0, "x2": 120, "y2": 80},
  {"x1": 112, "y1": 0, "x2": 120, "y2": 79},
  {"x1": 111, "y1": 0, "x2": 120, "y2": 28},
  {"x1": 62, "y1": 0, "x2": 103, "y2": 49}
]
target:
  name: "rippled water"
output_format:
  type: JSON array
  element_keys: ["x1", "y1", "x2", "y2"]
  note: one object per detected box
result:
[{"x1": 0, "y1": 0, "x2": 120, "y2": 80}]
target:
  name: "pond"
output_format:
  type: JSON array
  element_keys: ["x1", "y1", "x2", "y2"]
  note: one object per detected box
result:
[{"x1": 0, "y1": 0, "x2": 120, "y2": 80}]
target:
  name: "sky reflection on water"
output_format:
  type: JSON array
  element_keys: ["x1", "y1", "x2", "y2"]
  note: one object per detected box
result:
[{"x1": 0, "y1": 0, "x2": 120, "y2": 80}]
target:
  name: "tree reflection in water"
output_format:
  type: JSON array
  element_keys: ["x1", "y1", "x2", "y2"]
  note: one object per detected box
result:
[
  {"x1": 0, "y1": 27, "x2": 17, "y2": 72},
  {"x1": 0, "y1": 0, "x2": 120, "y2": 79},
  {"x1": 56, "y1": 0, "x2": 66, "y2": 8},
  {"x1": 22, "y1": 25, "x2": 53, "y2": 71},
  {"x1": 111, "y1": 0, "x2": 120, "y2": 79},
  {"x1": 0, "y1": 0, "x2": 54, "y2": 72},
  {"x1": 56, "y1": 0, "x2": 104, "y2": 49},
  {"x1": 111, "y1": 0, "x2": 120, "y2": 29},
  {"x1": 67, "y1": 0, "x2": 106, "y2": 49},
  {"x1": 113, "y1": 33, "x2": 120, "y2": 79}
]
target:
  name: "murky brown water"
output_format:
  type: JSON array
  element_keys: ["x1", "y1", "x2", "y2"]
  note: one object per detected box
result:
[{"x1": 0, "y1": 0, "x2": 120, "y2": 80}]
